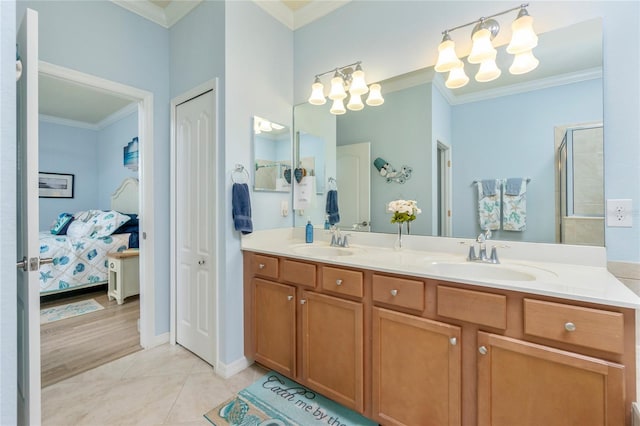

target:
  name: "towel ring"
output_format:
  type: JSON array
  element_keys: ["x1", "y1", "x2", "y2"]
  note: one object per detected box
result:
[
  {"x1": 231, "y1": 164, "x2": 250, "y2": 184},
  {"x1": 328, "y1": 177, "x2": 338, "y2": 191}
]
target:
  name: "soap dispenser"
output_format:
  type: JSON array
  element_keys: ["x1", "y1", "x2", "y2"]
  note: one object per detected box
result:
[{"x1": 305, "y1": 218, "x2": 314, "y2": 243}]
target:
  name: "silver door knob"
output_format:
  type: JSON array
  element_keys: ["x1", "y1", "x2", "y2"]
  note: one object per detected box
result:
[
  {"x1": 564, "y1": 322, "x2": 576, "y2": 332},
  {"x1": 198, "y1": 260, "x2": 205, "y2": 265},
  {"x1": 450, "y1": 337, "x2": 457, "y2": 346},
  {"x1": 390, "y1": 289, "x2": 398, "y2": 296},
  {"x1": 336, "y1": 279, "x2": 343, "y2": 286},
  {"x1": 478, "y1": 346, "x2": 488, "y2": 355},
  {"x1": 40, "y1": 257, "x2": 53, "y2": 265},
  {"x1": 287, "y1": 295, "x2": 293, "y2": 301},
  {"x1": 16, "y1": 256, "x2": 53, "y2": 272}
]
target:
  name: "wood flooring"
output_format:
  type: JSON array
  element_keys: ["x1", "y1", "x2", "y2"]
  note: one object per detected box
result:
[{"x1": 40, "y1": 287, "x2": 142, "y2": 387}]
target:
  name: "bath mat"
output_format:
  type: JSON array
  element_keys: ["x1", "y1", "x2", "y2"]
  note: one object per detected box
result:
[
  {"x1": 204, "y1": 371, "x2": 376, "y2": 426},
  {"x1": 40, "y1": 298, "x2": 104, "y2": 324}
]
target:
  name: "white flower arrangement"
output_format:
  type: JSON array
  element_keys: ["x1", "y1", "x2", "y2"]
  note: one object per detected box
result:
[{"x1": 387, "y1": 199, "x2": 421, "y2": 223}]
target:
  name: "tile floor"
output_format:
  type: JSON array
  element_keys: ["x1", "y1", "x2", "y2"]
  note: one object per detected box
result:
[{"x1": 42, "y1": 344, "x2": 267, "y2": 425}]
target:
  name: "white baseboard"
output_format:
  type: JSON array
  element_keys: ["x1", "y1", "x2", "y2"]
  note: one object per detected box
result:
[
  {"x1": 144, "y1": 332, "x2": 170, "y2": 349},
  {"x1": 633, "y1": 402, "x2": 640, "y2": 426},
  {"x1": 215, "y1": 356, "x2": 252, "y2": 379}
]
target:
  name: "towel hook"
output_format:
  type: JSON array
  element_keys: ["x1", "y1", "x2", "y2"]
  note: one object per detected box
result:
[
  {"x1": 328, "y1": 177, "x2": 337, "y2": 190},
  {"x1": 231, "y1": 164, "x2": 250, "y2": 184}
]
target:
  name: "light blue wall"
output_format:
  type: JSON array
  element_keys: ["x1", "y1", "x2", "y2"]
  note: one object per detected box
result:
[
  {"x1": 337, "y1": 84, "x2": 433, "y2": 236},
  {"x1": 224, "y1": 1, "x2": 293, "y2": 364},
  {"x1": 452, "y1": 79, "x2": 602, "y2": 242},
  {"x1": 1, "y1": 0, "x2": 16, "y2": 422},
  {"x1": 294, "y1": 1, "x2": 640, "y2": 262},
  {"x1": 17, "y1": 0, "x2": 172, "y2": 335},
  {"x1": 38, "y1": 121, "x2": 100, "y2": 229},
  {"x1": 97, "y1": 111, "x2": 139, "y2": 209}
]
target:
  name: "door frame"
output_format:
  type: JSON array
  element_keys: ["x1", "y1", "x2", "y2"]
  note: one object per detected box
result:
[
  {"x1": 38, "y1": 61, "x2": 155, "y2": 348},
  {"x1": 169, "y1": 79, "x2": 220, "y2": 366},
  {"x1": 437, "y1": 140, "x2": 452, "y2": 237}
]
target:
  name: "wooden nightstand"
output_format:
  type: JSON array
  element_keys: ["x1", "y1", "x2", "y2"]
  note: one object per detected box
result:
[{"x1": 107, "y1": 250, "x2": 140, "y2": 305}]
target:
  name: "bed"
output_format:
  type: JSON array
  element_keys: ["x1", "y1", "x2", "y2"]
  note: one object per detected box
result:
[{"x1": 39, "y1": 178, "x2": 139, "y2": 295}]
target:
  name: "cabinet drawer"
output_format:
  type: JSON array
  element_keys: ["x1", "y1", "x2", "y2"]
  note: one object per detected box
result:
[
  {"x1": 108, "y1": 259, "x2": 120, "y2": 273},
  {"x1": 252, "y1": 254, "x2": 279, "y2": 279},
  {"x1": 282, "y1": 259, "x2": 316, "y2": 288},
  {"x1": 523, "y1": 299, "x2": 624, "y2": 354},
  {"x1": 322, "y1": 266, "x2": 363, "y2": 298},
  {"x1": 372, "y1": 274, "x2": 425, "y2": 311},
  {"x1": 437, "y1": 286, "x2": 507, "y2": 329}
]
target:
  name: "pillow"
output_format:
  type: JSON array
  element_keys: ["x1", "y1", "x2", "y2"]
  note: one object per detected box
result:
[
  {"x1": 89, "y1": 210, "x2": 131, "y2": 238},
  {"x1": 66, "y1": 220, "x2": 96, "y2": 239},
  {"x1": 50, "y1": 213, "x2": 74, "y2": 235}
]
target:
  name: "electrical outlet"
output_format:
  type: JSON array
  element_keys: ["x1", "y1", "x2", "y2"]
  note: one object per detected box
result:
[{"x1": 607, "y1": 199, "x2": 633, "y2": 227}]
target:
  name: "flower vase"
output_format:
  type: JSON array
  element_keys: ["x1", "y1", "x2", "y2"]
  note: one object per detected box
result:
[
  {"x1": 406, "y1": 220, "x2": 410, "y2": 235},
  {"x1": 394, "y1": 222, "x2": 403, "y2": 250}
]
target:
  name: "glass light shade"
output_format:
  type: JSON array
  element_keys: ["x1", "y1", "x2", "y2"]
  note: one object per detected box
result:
[
  {"x1": 468, "y1": 28, "x2": 497, "y2": 64},
  {"x1": 259, "y1": 120, "x2": 272, "y2": 132},
  {"x1": 328, "y1": 76, "x2": 347, "y2": 100},
  {"x1": 347, "y1": 93, "x2": 364, "y2": 111},
  {"x1": 509, "y1": 49, "x2": 539, "y2": 75},
  {"x1": 507, "y1": 15, "x2": 538, "y2": 54},
  {"x1": 330, "y1": 98, "x2": 346, "y2": 115},
  {"x1": 445, "y1": 65, "x2": 469, "y2": 89},
  {"x1": 308, "y1": 81, "x2": 326, "y2": 105},
  {"x1": 366, "y1": 84, "x2": 384, "y2": 106},
  {"x1": 435, "y1": 39, "x2": 462, "y2": 73},
  {"x1": 349, "y1": 69, "x2": 369, "y2": 95},
  {"x1": 475, "y1": 58, "x2": 501, "y2": 82}
]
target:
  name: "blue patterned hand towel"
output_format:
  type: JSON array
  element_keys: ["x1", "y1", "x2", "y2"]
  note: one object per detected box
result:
[
  {"x1": 326, "y1": 189, "x2": 340, "y2": 225},
  {"x1": 232, "y1": 183, "x2": 253, "y2": 235}
]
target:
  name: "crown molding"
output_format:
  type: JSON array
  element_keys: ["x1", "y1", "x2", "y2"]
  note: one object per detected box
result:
[
  {"x1": 40, "y1": 103, "x2": 138, "y2": 131},
  {"x1": 111, "y1": 0, "x2": 201, "y2": 28},
  {"x1": 98, "y1": 102, "x2": 139, "y2": 129},
  {"x1": 253, "y1": 0, "x2": 350, "y2": 30},
  {"x1": 253, "y1": 1, "x2": 294, "y2": 30}
]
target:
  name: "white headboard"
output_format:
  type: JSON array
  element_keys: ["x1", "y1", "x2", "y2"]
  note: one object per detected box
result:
[{"x1": 111, "y1": 178, "x2": 139, "y2": 214}]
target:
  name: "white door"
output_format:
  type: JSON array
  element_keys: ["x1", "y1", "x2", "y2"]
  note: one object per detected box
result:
[
  {"x1": 175, "y1": 90, "x2": 217, "y2": 365},
  {"x1": 16, "y1": 8, "x2": 41, "y2": 425},
  {"x1": 337, "y1": 142, "x2": 371, "y2": 231}
]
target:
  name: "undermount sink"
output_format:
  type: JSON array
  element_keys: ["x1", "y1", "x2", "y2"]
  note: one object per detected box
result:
[
  {"x1": 291, "y1": 245, "x2": 358, "y2": 257},
  {"x1": 427, "y1": 262, "x2": 537, "y2": 282}
]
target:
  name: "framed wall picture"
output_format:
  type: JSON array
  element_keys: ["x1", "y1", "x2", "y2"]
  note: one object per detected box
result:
[{"x1": 39, "y1": 172, "x2": 74, "y2": 198}]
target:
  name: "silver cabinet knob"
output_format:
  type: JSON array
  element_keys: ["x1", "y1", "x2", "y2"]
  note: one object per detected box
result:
[
  {"x1": 564, "y1": 322, "x2": 576, "y2": 332},
  {"x1": 390, "y1": 289, "x2": 398, "y2": 296},
  {"x1": 287, "y1": 295, "x2": 293, "y2": 301},
  {"x1": 198, "y1": 259, "x2": 205, "y2": 265},
  {"x1": 258, "y1": 263, "x2": 265, "y2": 269},
  {"x1": 450, "y1": 337, "x2": 457, "y2": 346},
  {"x1": 478, "y1": 346, "x2": 488, "y2": 355},
  {"x1": 336, "y1": 279, "x2": 343, "y2": 286},
  {"x1": 300, "y1": 299, "x2": 306, "y2": 305}
]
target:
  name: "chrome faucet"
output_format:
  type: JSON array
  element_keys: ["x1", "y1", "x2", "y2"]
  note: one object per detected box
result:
[
  {"x1": 330, "y1": 227, "x2": 350, "y2": 247},
  {"x1": 466, "y1": 229, "x2": 500, "y2": 264}
]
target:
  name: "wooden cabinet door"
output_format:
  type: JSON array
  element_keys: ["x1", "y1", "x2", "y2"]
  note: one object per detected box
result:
[
  {"x1": 301, "y1": 291, "x2": 364, "y2": 412},
  {"x1": 477, "y1": 332, "x2": 625, "y2": 426},
  {"x1": 253, "y1": 279, "x2": 296, "y2": 377},
  {"x1": 372, "y1": 307, "x2": 461, "y2": 426}
]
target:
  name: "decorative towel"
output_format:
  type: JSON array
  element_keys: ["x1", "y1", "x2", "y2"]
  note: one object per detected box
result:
[
  {"x1": 232, "y1": 183, "x2": 253, "y2": 235},
  {"x1": 476, "y1": 179, "x2": 501, "y2": 231},
  {"x1": 293, "y1": 176, "x2": 314, "y2": 210},
  {"x1": 503, "y1": 178, "x2": 527, "y2": 231},
  {"x1": 326, "y1": 190, "x2": 340, "y2": 225}
]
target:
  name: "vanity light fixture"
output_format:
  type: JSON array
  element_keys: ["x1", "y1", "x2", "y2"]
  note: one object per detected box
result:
[
  {"x1": 254, "y1": 117, "x2": 284, "y2": 134},
  {"x1": 307, "y1": 62, "x2": 384, "y2": 115},
  {"x1": 434, "y1": 3, "x2": 539, "y2": 88}
]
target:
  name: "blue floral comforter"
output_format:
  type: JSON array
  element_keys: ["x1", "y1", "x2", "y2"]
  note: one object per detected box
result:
[{"x1": 39, "y1": 231, "x2": 131, "y2": 294}]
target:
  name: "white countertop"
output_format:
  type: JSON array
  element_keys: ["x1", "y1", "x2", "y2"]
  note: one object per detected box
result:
[{"x1": 241, "y1": 228, "x2": 640, "y2": 309}]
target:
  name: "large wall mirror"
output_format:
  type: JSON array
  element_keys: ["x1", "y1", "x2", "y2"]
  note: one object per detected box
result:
[
  {"x1": 293, "y1": 18, "x2": 603, "y2": 246},
  {"x1": 253, "y1": 116, "x2": 292, "y2": 192}
]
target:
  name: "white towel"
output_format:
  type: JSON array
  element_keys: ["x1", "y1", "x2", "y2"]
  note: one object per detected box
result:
[
  {"x1": 502, "y1": 179, "x2": 527, "y2": 231},
  {"x1": 476, "y1": 180, "x2": 501, "y2": 231}
]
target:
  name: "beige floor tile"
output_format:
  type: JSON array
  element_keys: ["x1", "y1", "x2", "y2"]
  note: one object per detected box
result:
[
  {"x1": 124, "y1": 344, "x2": 201, "y2": 378},
  {"x1": 223, "y1": 363, "x2": 268, "y2": 393},
  {"x1": 164, "y1": 372, "x2": 233, "y2": 424}
]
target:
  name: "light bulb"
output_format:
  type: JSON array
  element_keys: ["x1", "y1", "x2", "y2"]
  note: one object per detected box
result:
[
  {"x1": 468, "y1": 28, "x2": 497, "y2": 64},
  {"x1": 259, "y1": 120, "x2": 272, "y2": 132},
  {"x1": 366, "y1": 84, "x2": 384, "y2": 106},
  {"x1": 509, "y1": 49, "x2": 539, "y2": 75},
  {"x1": 435, "y1": 36, "x2": 462, "y2": 72},
  {"x1": 330, "y1": 98, "x2": 346, "y2": 115},
  {"x1": 475, "y1": 58, "x2": 501, "y2": 82},
  {"x1": 308, "y1": 78, "x2": 326, "y2": 105},
  {"x1": 347, "y1": 93, "x2": 364, "y2": 111},
  {"x1": 507, "y1": 10, "x2": 538, "y2": 54},
  {"x1": 349, "y1": 65, "x2": 369, "y2": 95},
  {"x1": 328, "y1": 74, "x2": 347, "y2": 100},
  {"x1": 445, "y1": 64, "x2": 469, "y2": 89}
]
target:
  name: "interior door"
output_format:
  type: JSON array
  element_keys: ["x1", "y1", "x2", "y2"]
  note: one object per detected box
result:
[
  {"x1": 16, "y1": 8, "x2": 41, "y2": 425},
  {"x1": 336, "y1": 142, "x2": 371, "y2": 231},
  {"x1": 175, "y1": 90, "x2": 216, "y2": 365}
]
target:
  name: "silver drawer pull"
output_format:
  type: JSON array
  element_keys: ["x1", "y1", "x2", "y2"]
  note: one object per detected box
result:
[
  {"x1": 336, "y1": 279, "x2": 343, "y2": 286},
  {"x1": 258, "y1": 263, "x2": 265, "y2": 269},
  {"x1": 478, "y1": 346, "x2": 488, "y2": 355},
  {"x1": 287, "y1": 295, "x2": 293, "y2": 301},
  {"x1": 390, "y1": 289, "x2": 398, "y2": 296},
  {"x1": 564, "y1": 322, "x2": 576, "y2": 332},
  {"x1": 300, "y1": 299, "x2": 306, "y2": 305},
  {"x1": 450, "y1": 337, "x2": 457, "y2": 346}
]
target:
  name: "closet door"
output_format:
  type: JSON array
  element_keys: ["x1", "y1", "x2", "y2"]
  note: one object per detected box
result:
[{"x1": 175, "y1": 89, "x2": 216, "y2": 365}]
